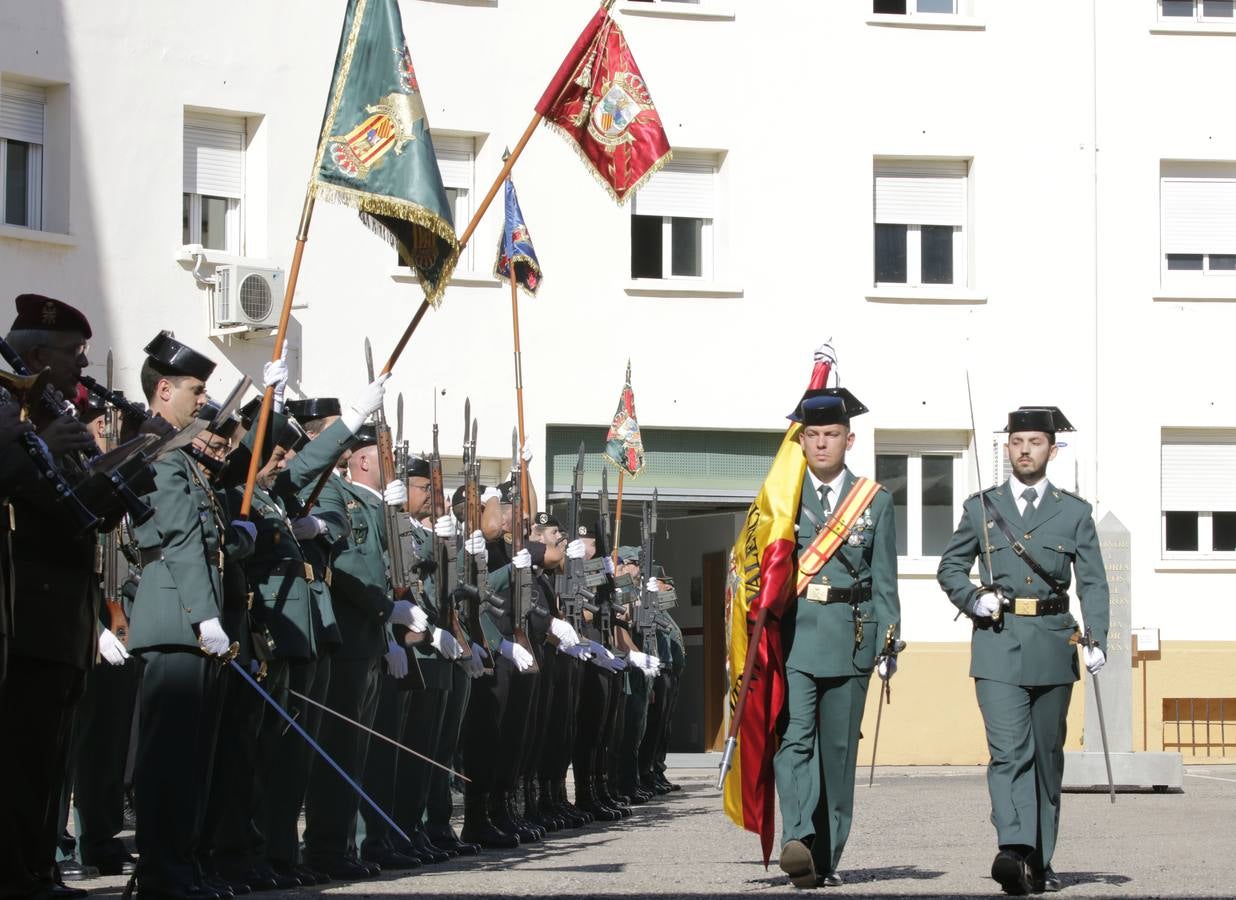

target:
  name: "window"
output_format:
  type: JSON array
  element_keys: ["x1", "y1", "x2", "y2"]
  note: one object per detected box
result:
[
  {"x1": 432, "y1": 134, "x2": 476, "y2": 273},
  {"x1": 0, "y1": 81, "x2": 45, "y2": 229},
  {"x1": 1160, "y1": 0, "x2": 1235, "y2": 21},
  {"x1": 1161, "y1": 429, "x2": 1236, "y2": 557},
  {"x1": 875, "y1": 431, "x2": 968, "y2": 558},
  {"x1": 874, "y1": 159, "x2": 968, "y2": 288},
  {"x1": 183, "y1": 111, "x2": 246, "y2": 253},
  {"x1": 631, "y1": 152, "x2": 716, "y2": 280},
  {"x1": 874, "y1": 0, "x2": 956, "y2": 13},
  {"x1": 1160, "y1": 161, "x2": 1236, "y2": 284}
]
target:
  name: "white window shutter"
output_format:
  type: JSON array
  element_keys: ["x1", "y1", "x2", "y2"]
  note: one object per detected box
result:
[
  {"x1": 1162, "y1": 429, "x2": 1236, "y2": 511},
  {"x1": 432, "y1": 135, "x2": 474, "y2": 190},
  {"x1": 1161, "y1": 178, "x2": 1236, "y2": 255},
  {"x1": 633, "y1": 154, "x2": 715, "y2": 219},
  {"x1": 0, "y1": 82, "x2": 46, "y2": 145},
  {"x1": 183, "y1": 112, "x2": 245, "y2": 199},
  {"x1": 875, "y1": 159, "x2": 967, "y2": 226}
]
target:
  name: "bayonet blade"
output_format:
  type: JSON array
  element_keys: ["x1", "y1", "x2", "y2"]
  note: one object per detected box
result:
[
  {"x1": 364, "y1": 338, "x2": 375, "y2": 384},
  {"x1": 651, "y1": 488, "x2": 658, "y2": 531},
  {"x1": 396, "y1": 394, "x2": 404, "y2": 445},
  {"x1": 574, "y1": 441, "x2": 585, "y2": 494},
  {"x1": 106, "y1": 349, "x2": 113, "y2": 392}
]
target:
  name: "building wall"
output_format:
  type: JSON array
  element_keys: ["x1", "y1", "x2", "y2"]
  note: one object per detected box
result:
[{"x1": 3, "y1": 1, "x2": 1235, "y2": 763}]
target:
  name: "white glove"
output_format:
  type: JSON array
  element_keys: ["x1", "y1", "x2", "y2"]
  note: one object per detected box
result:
[
  {"x1": 520, "y1": 439, "x2": 534, "y2": 464},
  {"x1": 384, "y1": 639, "x2": 409, "y2": 679},
  {"x1": 646, "y1": 577, "x2": 659, "y2": 592},
  {"x1": 1084, "y1": 644, "x2": 1106, "y2": 675},
  {"x1": 499, "y1": 638, "x2": 535, "y2": 672},
  {"x1": 98, "y1": 628, "x2": 130, "y2": 666},
  {"x1": 390, "y1": 599, "x2": 429, "y2": 631},
  {"x1": 877, "y1": 655, "x2": 897, "y2": 681},
  {"x1": 198, "y1": 617, "x2": 232, "y2": 656},
  {"x1": 463, "y1": 642, "x2": 487, "y2": 678},
  {"x1": 340, "y1": 373, "x2": 390, "y2": 433},
  {"x1": 291, "y1": 516, "x2": 325, "y2": 541},
  {"x1": 602, "y1": 556, "x2": 615, "y2": 575},
  {"x1": 566, "y1": 539, "x2": 586, "y2": 560},
  {"x1": 644, "y1": 654, "x2": 662, "y2": 674},
  {"x1": 232, "y1": 519, "x2": 257, "y2": 543},
  {"x1": 629, "y1": 650, "x2": 650, "y2": 669},
  {"x1": 549, "y1": 617, "x2": 580, "y2": 650},
  {"x1": 431, "y1": 627, "x2": 464, "y2": 660},
  {"x1": 263, "y1": 341, "x2": 289, "y2": 393},
  {"x1": 968, "y1": 590, "x2": 1001, "y2": 618},
  {"x1": 464, "y1": 530, "x2": 488, "y2": 564},
  {"x1": 383, "y1": 479, "x2": 407, "y2": 507},
  {"x1": 434, "y1": 514, "x2": 457, "y2": 540},
  {"x1": 481, "y1": 486, "x2": 501, "y2": 505},
  {"x1": 512, "y1": 548, "x2": 532, "y2": 569}
]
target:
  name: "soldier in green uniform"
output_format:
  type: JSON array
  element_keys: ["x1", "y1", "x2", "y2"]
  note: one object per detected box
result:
[
  {"x1": 612, "y1": 547, "x2": 660, "y2": 806},
  {"x1": 129, "y1": 332, "x2": 255, "y2": 900},
  {"x1": 0, "y1": 296, "x2": 102, "y2": 900},
  {"x1": 774, "y1": 388, "x2": 900, "y2": 890},
  {"x1": 937, "y1": 407, "x2": 1109, "y2": 896},
  {"x1": 304, "y1": 420, "x2": 424, "y2": 880}
]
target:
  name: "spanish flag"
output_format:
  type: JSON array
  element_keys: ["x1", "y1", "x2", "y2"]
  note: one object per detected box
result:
[{"x1": 723, "y1": 354, "x2": 832, "y2": 865}]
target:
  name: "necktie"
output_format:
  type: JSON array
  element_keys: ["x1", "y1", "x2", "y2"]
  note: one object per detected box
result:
[
  {"x1": 819, "y1": 484, "x2": 832, "y2": 518},
  {"x1": 1021, "y1": 487, "x2": 1038, "y2": 520}
]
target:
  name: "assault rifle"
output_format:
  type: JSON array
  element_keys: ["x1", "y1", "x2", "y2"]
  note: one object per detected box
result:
[
  {"x1": 429, "y1": 392, "x2": 472, "y2": 663},
  {"x1": 508, "y1": 426, "x2": 539, "y2": 673},
  {"x1": 363, "y1": 340, "x2": 424, "y2": 688},
  {"x1": 97, "y1": 352, "x2": 131, "y2": 643},
  {"x1": 595, "y1": 467, "x2": 615, "y2": 648},
  {"x1": 455, "y1": 401, "x2": 497, "y2": 670},
  {"x1": 636, "y1": 490, "x2": 660, "y2": 655},
  {"x1": 554, "y1": 442, "x2": 604, "y2": 634}
]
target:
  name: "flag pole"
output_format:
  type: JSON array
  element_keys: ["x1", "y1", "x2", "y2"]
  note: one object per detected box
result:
[
  {"x1": 505, "y1": 183, "x2": 532, "y2": 517},
  {"x1": 717, "y1": 606, "x2": 769, "y2": 790},
  {"x1": 380, "y1": 113, "x2": 543, "y2": 376},
  {"x1": 240, "y1": 192, "x2": 315, "y2": 518},
  {"x1": 611, "y1": 470, "x2": 625, "y2": 566}
]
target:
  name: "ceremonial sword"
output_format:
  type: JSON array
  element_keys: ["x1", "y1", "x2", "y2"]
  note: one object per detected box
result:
[
  {"x1": 1075, "y1": 627, "x2": 1116, "y2": 803},
  {"x1": 867, "y1": 626, "x2": 906, "y2": 787},
  {"x1": 964, "y1": 370, "x2": 1006, "y2": 624}
]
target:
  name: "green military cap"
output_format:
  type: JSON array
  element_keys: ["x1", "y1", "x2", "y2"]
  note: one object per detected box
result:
[{"x1": 617, "y1": 545, "x2": 641, "y2": 563}]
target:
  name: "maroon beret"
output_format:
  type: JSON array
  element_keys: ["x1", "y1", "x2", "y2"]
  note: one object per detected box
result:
[{"x1": 11, "y1": 293, "x2": 93, "y2": 338}]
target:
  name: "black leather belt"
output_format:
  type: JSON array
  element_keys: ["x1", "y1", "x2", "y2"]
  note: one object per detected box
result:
[
  {"x1": 138, "y1": 547, "x2": 164, "y2": 567},
  {"x1": 1008, "y1": 595, "x2": 1069, "y2": 616},
  {"x1": 804, "y1": 583, "x2": 872, "y2": 605}
]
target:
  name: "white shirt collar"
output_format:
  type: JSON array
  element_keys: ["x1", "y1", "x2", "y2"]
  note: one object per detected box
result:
[
  {"x1": 806, "y1": 467, "x2": 848, "y2": 504},
  {"x1": 1008, "y1": 475, "x2": 1049, "y2": 511},
  {"x1": 352, "y1": 481, "x2": 383, "y2": 502}
]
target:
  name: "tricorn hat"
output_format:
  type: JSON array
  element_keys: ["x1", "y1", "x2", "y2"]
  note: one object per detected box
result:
[
  {"x1": 144, "y1": 331, "x2": 215, "y2": 382},
  {"x1": 351, "y1": 424, "x2": 378, "y2": 448},
  {"x1": 791, "y1": 387, "x2": 869, "y2": 427},
  {"x1": 284, "y1": 398, "x2": 342, "y2": 422},
  {"x1": 1006, "y1": 406, "x2": 1074, "y2": 435},
  {"x1": 405, "y1": 456, "x2": 431, "y2": 480}
]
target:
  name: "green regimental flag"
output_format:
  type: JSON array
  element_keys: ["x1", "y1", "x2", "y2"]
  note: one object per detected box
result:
[{"x1": 311, "y1": 0, "x2": 459, "y2": 306}]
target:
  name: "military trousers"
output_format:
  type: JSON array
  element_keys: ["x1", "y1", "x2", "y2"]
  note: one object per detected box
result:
[
  {"x1": 0, "y1": 654, "x2": 85, "y2": 899},
  {"x1": 303, "y1": 656, "x2": 379, "y2": 865},
  {"x1": 572, "y1": 660, "x2": 611, "y2": 785},
  {"x1": 426, "y1": 662, "x2": 470, "y2": 838},
  {"x1": 616, "y1": 668, "x2": 650, "y2": 793},
  {"x1": 654, "y1": 669, "x2": 682, "y2": 776},
  {"x1": 774, "y1": 668, "x2": 871, "y2": 875},
  {"x1": 134, "y1": 650, "x2": 224, "y2": 893},
  {"x1": 639, "y1": 671, "x2": 670, "y2": 786},
  {"x1": 202, "y1": 661, "x2": 263, "y2": 874},
  {"x1": 391, "y1": 661, "x2": 452, "y2": 844},
  {"x1": 357, "y1": 668, "x2": 413, "y2": 855},
  {"x1": 71, "y1": 655, "x2": 140, "y2": 867},
  {"x1": 974, "y1": 678, "x2": 1073, "y2": 870},
  {"x1": 261, "y1": 656, "x2": 325, "y2": 866}
]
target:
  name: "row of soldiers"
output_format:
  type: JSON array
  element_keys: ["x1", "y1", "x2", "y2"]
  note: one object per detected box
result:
[{"x1": 0, "y1": 294, "x2": 687, "y2": 900}]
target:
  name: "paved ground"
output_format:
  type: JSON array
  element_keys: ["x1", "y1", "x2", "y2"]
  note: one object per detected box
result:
[{"x1": 77, "y1": 764, "x2": 1232, "y2": 898}]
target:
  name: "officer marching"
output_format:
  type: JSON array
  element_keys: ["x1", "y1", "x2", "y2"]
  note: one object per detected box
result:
[
  {"x1": 774, "y1": 386, "x2": 900, "y2": 890},
  {"x1": 937, "y1": 407, "x2": 1110, "y2": 896}
]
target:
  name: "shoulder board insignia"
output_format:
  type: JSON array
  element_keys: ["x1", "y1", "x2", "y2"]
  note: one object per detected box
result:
[
  {"x1": 966, "y1": 486, "x2": 1000, "y2": 501},
  {"x1": 1056, "y1": 487, "x2": 1087, "y2": 502}
]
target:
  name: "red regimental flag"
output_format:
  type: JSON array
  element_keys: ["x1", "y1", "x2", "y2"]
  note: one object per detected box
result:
[{"x1": 536, "y1": 8, "x2": 671, "y2": 205}]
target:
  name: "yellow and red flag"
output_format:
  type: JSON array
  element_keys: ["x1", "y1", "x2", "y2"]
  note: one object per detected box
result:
[
  {"x1": 535, "y1": 6, "x2": 671, "y2": 204},
  {"x1": 723, "y1": 354, "x2": 833, "y2": 865}
]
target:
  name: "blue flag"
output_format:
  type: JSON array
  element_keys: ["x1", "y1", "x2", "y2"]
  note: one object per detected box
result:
[{"x1": 494, "y1": 177, "x2": 542, "y2": 296}]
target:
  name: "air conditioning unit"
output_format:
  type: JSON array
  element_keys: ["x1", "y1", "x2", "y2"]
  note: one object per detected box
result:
[{"x1": 212, "y1": 264, "x2": 283, "y2": 331}]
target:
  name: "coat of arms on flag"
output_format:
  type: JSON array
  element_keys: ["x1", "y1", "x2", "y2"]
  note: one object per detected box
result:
[
  {"x1": 604, "y1": 360, "x2": 645, "y2": 477},
  {"x1": 494, "y1": 177, "x2": 542, "y2": 296},
  {"x1": 310, "y1": 0, "x2": 459, "y2": 305}
]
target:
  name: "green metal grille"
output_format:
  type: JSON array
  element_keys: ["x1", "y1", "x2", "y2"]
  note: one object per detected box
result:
[{"x1": 546, "y1": 425, "x2": 783, "y2": 495}]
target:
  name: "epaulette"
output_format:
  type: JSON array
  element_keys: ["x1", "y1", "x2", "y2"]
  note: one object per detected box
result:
[
  {"x1": 1053, "y1": 487, "x2": 1089, "y2": 504},
  {"x1": 965, "y1": 486, "x2": 1000, "y2": 502}
]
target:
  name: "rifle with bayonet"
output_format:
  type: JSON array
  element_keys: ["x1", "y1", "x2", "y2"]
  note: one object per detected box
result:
[
  {"x1": 363, "y1": 339, "x2": 425, "y2": 683},
  {"x1": 455, "y1": 401, "x2": 498, "y2": 670},
  {"x1": 595, "y1": 467, "x2": 615, "y2": 649},
  {"x1": 508, "y1": 426, "x2": 539, "y2": 673},
  {"x1": 98, "y1": 350, "x2": 132, "y2": 644},
  {"x1": 554, "y1": 442, "x2": 604, "y2": 635},
  {"x1": 635, "y1": 490, "x2": 660, "y2": 657},
  {"x1": 429, "y1": 391, "x2": 472, "y2": 663}
]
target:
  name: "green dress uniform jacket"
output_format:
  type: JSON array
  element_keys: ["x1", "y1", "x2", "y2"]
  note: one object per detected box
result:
[
  {"x1": 316, "y1": 477, "x2": 395, "y2": 660},
  {"x1": 783, "y1": 470, "x2": 900, "y2": 677},
  {"x1": 238, "y1": 485, "x2": 316, "y2": 661},
  {"x1": 129, "y1": 452, "x2": 226, "y2": 651},
  {"x1": 399, "y1": 518, "x2": 451, "y2": 687},
  {"x1": 937, "y1": 481, "x2": 1110, "y2": 685}
]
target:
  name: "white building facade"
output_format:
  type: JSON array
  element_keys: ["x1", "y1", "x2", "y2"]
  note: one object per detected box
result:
[{"x1": 2, "y1": 0, "x2": 1234, "y2": 763}]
